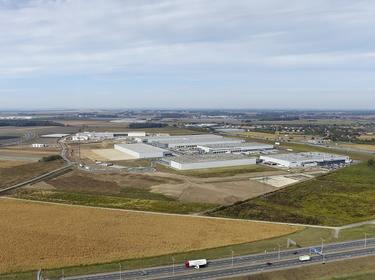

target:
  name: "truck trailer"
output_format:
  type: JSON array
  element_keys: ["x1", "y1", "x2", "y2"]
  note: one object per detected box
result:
[
  {"x1": 184, "y1": 259, "x2": 207, "y2": 269},
  {"x1": 298, "y1": 255, "x2": 311, "y2": 262}
]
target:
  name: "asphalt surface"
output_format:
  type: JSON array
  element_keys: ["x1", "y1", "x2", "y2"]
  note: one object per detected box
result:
[{"x1": 62, "y1": 238, "x2": 375, "y2": 280}]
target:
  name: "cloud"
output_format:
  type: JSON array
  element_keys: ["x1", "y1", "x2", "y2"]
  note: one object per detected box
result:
[{"x1": 0, "y1": 0, "x2": 375, "y2": 78}]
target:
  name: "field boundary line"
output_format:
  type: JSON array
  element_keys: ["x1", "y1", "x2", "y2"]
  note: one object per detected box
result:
[{"x1": 0, "y1": 196, "x2": 328, "y2": 229}]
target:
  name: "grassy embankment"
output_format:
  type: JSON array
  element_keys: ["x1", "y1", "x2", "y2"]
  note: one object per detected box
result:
[
  {"x1": 2, "y1": 224, "x2": 374, "y2": 280},
  {"x1": 209, "y1": 161, "x2": 375, "y2": 226},
  {"x1": 0, "y1": 159, "x2": 65, "y2": 190}
]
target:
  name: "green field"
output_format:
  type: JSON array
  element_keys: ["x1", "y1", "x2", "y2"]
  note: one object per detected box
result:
[
  {"x1": 11, "y1": 189, "x2": 216, "y2": 214},
  {"x1": 279, "y1": 142, "x2": 373, "y2": 161},
  {"x1": 209, "y1": 161, "x2": 375, "y2": 226},
  {"x1": 2, "y1": 225, "x2": 374, "y2": 280}
]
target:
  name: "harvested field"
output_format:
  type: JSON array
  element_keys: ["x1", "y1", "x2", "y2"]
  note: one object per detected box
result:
[
  {"x1": 0, "y1": 198, "x2": 301, "y2": 274},
  {"x1": 0, "y1": 160, "x2": 28, "y2": 168},
  {"x1": 340, "y1": 143, "x2": 375, "y2": 152},
  {"x1": 46, "y1": 171, "x2": 183, "y2": 193},
  {"x1": 0, "y1": 148, "x2": 58, "y2": 161}
]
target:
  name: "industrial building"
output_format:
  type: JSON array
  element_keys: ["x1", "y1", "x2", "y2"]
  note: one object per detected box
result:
[
  {"x1": 168, "y1": 154, "x2": 256, "y2": 170},
  {"x1": 260, "y1": 152, "x2": 351, "y2": 168},
  {"x1": 134, "y1": 134, "x2": 244, "y2": 149},
  {"x1": 197, "y1": 142, "x2": 274, "y2": 154},
  {"x1": 72, "y1": 131, "x2": 146, "y2": 141},
  {"x1": 114, "y1": 143, "x2": 168, "y2": 159},
  {"x1": 32, "y1": 143, "x2": 48, "y2": 148}
]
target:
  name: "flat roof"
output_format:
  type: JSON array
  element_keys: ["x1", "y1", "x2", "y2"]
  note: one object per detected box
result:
[
  {"x1": 138, "y1": 134, "x2": 223, "y2": 142},
  {"x1": 41, "y1": 134, "x2": 69, "y2": 138},
  {"x1": 261, "y1": 152, "x2": 348, "y2": 162},
  {"x1": 170, "y1": 154, "x2": 255, "y2": 164},
  {"x1": 198, "y1": 142, "x2": 273, "y2": 149},
  {"x1": 115, "y1": 143, "x2": 168, "y2": 153}
]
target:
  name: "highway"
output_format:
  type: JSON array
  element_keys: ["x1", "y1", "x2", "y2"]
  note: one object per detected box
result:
[{"x1": 62, "y1": 238, "x2": 375, "y2": 280}]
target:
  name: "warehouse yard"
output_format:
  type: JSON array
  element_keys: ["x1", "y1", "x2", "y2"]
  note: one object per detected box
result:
[{"x1": 0, "y1": 198, "x2": 301, "y2": 274}]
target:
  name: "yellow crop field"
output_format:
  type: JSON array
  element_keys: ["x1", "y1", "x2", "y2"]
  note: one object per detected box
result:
[
  {"x1": 340, "y1": 143, "x2": 375, "y2": 151},
  {"x1": 242, "y1": 131, "x2": 278, "y2": 140},
  {"x1": 0, "y1": 198, "x2": 301, "y2": 273},
  {"x1": 0, "y1": 160, "x2": 28, "y2": 168}
]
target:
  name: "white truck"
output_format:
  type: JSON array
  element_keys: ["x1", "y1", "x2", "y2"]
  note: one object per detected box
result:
[
  {"x1": 184, "y1": 259, "x2": 207, "y2": 269},
  {"x1": 299, "y1": 255, "x2": 311, "y2": 262}
]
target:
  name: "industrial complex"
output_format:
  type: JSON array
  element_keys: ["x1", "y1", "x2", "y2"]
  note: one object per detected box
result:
[
  {"x1": 197, "y1": 142, "x2": 274, "y2": 154},
  {"x1": 260, "y1": 152, "x2": 351, "y2": 168},
  {"x1": 72, "y1": 131, "x2": 146, "y2": 141},
  {"x1": 70, "y1": 131, "x2": 351, "y2": 171},
  {"x1": 134, "y1": 134, "x2": 244, "y2": 149}
]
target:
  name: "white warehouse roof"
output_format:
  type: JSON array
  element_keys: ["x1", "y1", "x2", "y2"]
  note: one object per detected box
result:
[
  {"x1": 198, "y1": 142, "x2": 273, "y2": 150},
  {"x1": 260, "y1": 152, "x2": 350, "y2": 168},
  {"x1": 135, "y1": 134, "x2": 243, "y2": 148},
  {"x1": 168, "y1": 154, "x2": 256, "y2": 170},
  {"x1": 114, "y1": 143, "x2": 167, "y2": 159}
]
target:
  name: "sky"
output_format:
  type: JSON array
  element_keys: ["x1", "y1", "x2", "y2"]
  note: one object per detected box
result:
[{"x1": 1, "y1": 0, "x2": 375, "y2": 110}]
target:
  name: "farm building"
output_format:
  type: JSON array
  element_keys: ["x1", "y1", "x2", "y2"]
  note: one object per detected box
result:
[
  {"x1": 135, "y1": 134, "x2": 244, "y2": 149},
  {"x1": 260, "y1": 152, "x2": 351, "y2": 168},
  {"x1": 197, "y1": 142, "x2": 274, "y2": 154},
  {"x1": 167, "y1": 154, "x2": 256, "y2": 170},
  {"x1": 114, "y1": 143, "x2": 168, "y2": 159}
]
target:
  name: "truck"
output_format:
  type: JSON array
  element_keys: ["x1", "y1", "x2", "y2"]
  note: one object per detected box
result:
[
  {"x1": 184, "y1": 259, "x2": 207, "y2": 269},
  {"x1": 298, "y1": 255, "x2": 311, "y2": 262}
]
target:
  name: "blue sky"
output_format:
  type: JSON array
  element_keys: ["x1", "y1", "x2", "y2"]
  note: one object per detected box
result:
[{"x1": 1, "y1": 0, "x2": 375, "y2": 109}]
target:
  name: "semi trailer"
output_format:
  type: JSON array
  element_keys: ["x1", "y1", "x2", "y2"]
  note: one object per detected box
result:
[
  {"x1": 298, "y1": 255, "x2": 311, "y2": 262},
  {"x1": 184, "y1": 259, "x2": 207, "y2": 269}
]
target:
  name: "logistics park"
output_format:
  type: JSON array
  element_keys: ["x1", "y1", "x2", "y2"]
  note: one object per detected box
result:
[{"x1": 0, "y1": 112, "x2": 375, "y2": 280}]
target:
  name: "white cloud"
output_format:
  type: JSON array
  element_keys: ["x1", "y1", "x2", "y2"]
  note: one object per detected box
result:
[{"x1": 0, "y1": 0, "x2": 375, "y2": 78}]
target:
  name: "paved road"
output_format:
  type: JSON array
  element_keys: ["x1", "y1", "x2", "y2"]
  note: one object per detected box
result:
[{"x1": 62, "y1": 238, "x2": 375, "y2": 280}]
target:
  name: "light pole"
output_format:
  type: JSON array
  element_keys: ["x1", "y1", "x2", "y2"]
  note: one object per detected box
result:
[
  {"x1": 365, "y1": 233, "x2": 367, "y2": 248},
  {"x1": 172, "y1": 256, "x2": 175, "y2": 276},
  {"x1": 62, "y1": 269, "x2": 64, "y2": 280},
  {"x1": 231, "y1": 250, "x2": 234, "y2": 268},
  {"x1": 119, "y1": 263, "x2": 122, "y2": 280},
  {"x1": 278, "y1": 244, "x2": 281, "y2": 261},
  {"x1": 320, "y1": 238, "x2": 324, "y2": 254}
]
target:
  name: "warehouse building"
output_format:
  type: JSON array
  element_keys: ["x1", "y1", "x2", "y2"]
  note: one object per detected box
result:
[
  {"x1": 197, "y1": 142, "x2": 274, "y2": 154},
  {"x1": 72, "y1": 131, "x2": 146, "y2": 141},
  {"x1": 168, "y1": 154, "x2": 256, "y2": 170},
  {"x1": 135, "y1": 134, "x2": 244, "y2": 149},
  {"x1": 260, "y1": 152, "x2": 351, "y2": 168},
  {"x1": 114, "y1": 143, "x2": 168, "y2": 159}
]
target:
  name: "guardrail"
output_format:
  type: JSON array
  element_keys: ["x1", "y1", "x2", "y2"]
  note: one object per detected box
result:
[{"x1": 0, "y1": 164, "x2": 73, "y2": 195}]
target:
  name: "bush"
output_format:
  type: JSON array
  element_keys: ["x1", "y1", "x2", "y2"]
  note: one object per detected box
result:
[{"x1": 39, "y1": 155, "x2": 62, "y2": 162}]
